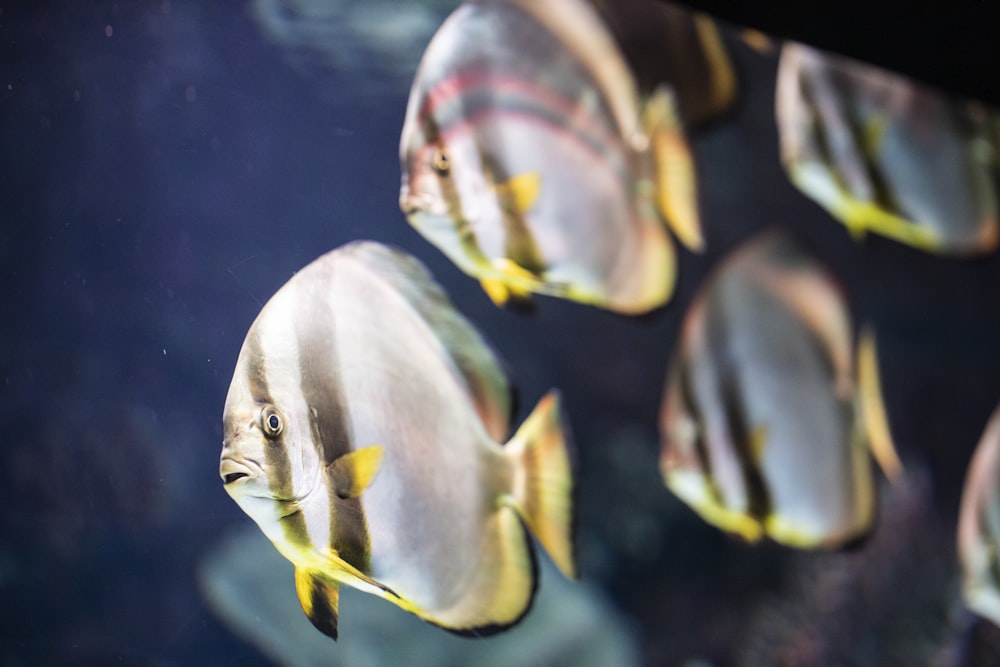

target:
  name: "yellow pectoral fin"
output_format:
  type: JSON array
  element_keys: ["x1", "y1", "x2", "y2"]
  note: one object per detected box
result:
[
  {"x1": 644, "y1": 85, "x2": 703, "y2": 252},
  {"x1": 494, "y1": 171, "x2": 541, "y2": 215},
  {"x1": 328, "y1": 445, "x2": 384, "y2": 499},
  {"x1": 294, "y1": 568, "x2": 340, "y2": 640},
  {"x1": 857, "y1": 328, "x2": 903, "y2": 481}
]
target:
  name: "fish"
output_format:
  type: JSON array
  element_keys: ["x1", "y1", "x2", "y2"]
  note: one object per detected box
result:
[
  {"x1": 957, "y1": 403, "x2": 1000, "y2": 627},
  {"x1": 776, "y1": 42, "x2": 1000, "y2": 255},
  {"x1": 659, "y1": 232, "x2": 899, "y2": 548},
  {"x1": 398, "y1": 0, "x2": 702, "y2": 314},
  {"x1": 592, "y1": 0, "x2": 738, "y2": 128},
  {"x1": 219, "y1": 240, "x2": 576, "y2": 639}
]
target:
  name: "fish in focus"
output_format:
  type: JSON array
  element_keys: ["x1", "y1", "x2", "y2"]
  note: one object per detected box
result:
[
  {"x1": 399, "y1": 0, "x2": 702, "y2": 314},
  {"x1": 659, "y1": 232, "x2": 899, "y2": 548},
  {"x1": 776, "y1": 42, "x2": 1000, "y2": 255},
  {"x1": 219, "y1": 241, "x2": 576, "y2": 639},
  {"x1": 957, "y1": 403, "x2": 1000, "y2": 627}
]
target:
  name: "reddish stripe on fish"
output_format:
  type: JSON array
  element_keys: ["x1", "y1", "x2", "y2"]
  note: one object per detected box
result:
[{"x1": 416, "y1": 71, "x2": 623, "y2": 162}]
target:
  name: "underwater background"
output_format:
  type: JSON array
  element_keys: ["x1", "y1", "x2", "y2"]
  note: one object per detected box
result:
[{"x1": 3, "y1": 2, "x2": 1000, "y2": 665}]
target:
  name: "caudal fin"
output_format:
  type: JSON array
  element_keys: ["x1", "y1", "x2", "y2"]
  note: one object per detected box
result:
[{"x1": 504, "y1": 391, "x2": 577, "y2": 579}]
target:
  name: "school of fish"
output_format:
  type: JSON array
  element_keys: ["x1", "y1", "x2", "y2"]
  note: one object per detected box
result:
[{"x1": 218, "y1": 0, "x2": 1000, "y2": 644}]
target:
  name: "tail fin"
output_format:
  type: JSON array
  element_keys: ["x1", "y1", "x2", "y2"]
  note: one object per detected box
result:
[{"x1": 504, "y1": 391, "x2": 577, "y2": 579}]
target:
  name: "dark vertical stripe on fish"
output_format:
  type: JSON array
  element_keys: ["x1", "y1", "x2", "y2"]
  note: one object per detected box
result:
[
  {"x1": 295, "y1": 283, "x2": 372, "y2": 572},
  {"x1": 703, "y1": 297, "x2": 772, "y2": 523},
  {"x1": 244, "y1": 328, "x2": 312, "y2": 550},
  {"x1": 718, "y1": 373, "x2": 772, "y2": 523}
]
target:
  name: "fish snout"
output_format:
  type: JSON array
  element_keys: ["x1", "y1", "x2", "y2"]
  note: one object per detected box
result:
[
  {"x1": 400, "y1": 192, "x2": 419, "y2": 216},
  {"x1": 400, "y1": 184, "x2": 448, "y2": 218},
  {"x1": 220, "y1": 457, "x2": 258, "y2": 486}
]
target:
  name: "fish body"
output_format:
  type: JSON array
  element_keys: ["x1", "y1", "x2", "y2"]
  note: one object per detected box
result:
[
  {"x1": 776, "y1": 43, "x2": 999, "y2": 255},
  {"x1": 399, "y1": 0, "x2": 700, "y2": 314},
  {"x1": 220, "y1": 241, "x2": 576, "y2": 638},
  {"x1": 659, "y1": 233, "x2": 893, "y2": 548},
  {"x1": 957, "y1": 404, "x2": 1000, "y2": 627}
]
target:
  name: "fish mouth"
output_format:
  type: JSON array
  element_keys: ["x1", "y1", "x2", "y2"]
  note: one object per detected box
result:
[
  {"x1": 220, "y1": 457, "x2": 259, "y2": 486},
  {"x1": 400, "y1": 189, "x2": 448, "y2": 218}
]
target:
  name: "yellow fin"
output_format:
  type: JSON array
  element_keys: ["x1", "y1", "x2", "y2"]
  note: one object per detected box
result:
[
  {"x1": 493, "y1": 257, "x2": 541, "y2": 283},
  {"x1": 502, "y1": 391, "x2": 576, "y2": 579},
  {"x1": 294, "y1": 568, "x2": 340, "y2": 640},
  {"x1": 481, "y1": 278, "x2": 512, "y2": 307},
  {"x1": 479, "y1": 258, "x2": 538, "y2": 309},
  {"x1": 480, "y1": 277, "x2": 534, "y2": 310},
  {"x1": 693, "y1": 14, "x2": 738, "y2": 115},
  {"x1": 740, "y1": 28, "x2": 775, "y2": 55},
  {"x1": 857, "y1": 327, "x2": 904, "y2": 481},
  {"x1": 666, "y1": 469, "x2": 764, "y2": 543},
  {"x1": 644, "y1": 85, "x2": 703, "y2": 252},
  {"x1": 328, "y1": 445, "x2": 384, "y2": 499},
  {"x1": 836, "y1": 193, "x2": 942, "y2": 251},
  {"x1": 493, "y1": 171, "x2": 541, "y2": 215}
]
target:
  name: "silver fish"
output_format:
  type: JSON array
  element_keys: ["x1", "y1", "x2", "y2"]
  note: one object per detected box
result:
[
  {"x1": 220, "y1": 241, "x2": 576, "y2": 638},
  {"x1": 399, "y1": 0, "x2": 700, "y2": 314},
  {"x1": 659, "y1": 232, "x2": 899, "y2": 548},
  {"x1": 776, "y1": 42, "x2": 1000, "y2": 255},
  {"x1": 957, "y1": 403, "x2": 1000, "y2": 627}
]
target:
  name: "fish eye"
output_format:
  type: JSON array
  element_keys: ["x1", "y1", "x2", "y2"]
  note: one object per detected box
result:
[
  {"x1": 260, "y1": 406, "x2": 283, "y2": 439},
  {"x1": 431, "y1": 147, "x2": 450, "y2": 175}
]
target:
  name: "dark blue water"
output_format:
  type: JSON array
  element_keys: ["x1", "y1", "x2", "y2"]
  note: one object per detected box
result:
[{"x1": 3, "y1": 2, "x2": 1000, "y2": 665}]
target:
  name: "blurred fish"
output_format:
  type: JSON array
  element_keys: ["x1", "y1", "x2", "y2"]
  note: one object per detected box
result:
[
  {"x1": 250, "y1": 0, "x2": 456, "y2": 100},
  {"x1": 659, "y1": 233, "x2": 898, "y2": 548},
  {"x1": 958, "y1": 403, "x2": 1000, "y2": 627},
  {"x1": 593, "y1": 0, "x2": 738, "y2": 127},
  {"x1": 199, "y1": 526, "x2": 640, "y2": 667},
  {"x1": 220, "y1": 241, "x2": 576, "y2": 639},
  {"x1": 399, "y1": 0, "x2": 701, "y2": 314},
  {"x1": 776, "y1": 43, "x2": 1000, "y2": 255}
]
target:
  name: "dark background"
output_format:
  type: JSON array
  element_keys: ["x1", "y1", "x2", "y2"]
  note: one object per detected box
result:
[{"x1": 2, "y1": 2, "x2": 1000, "y2": 665}]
